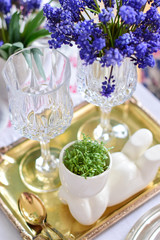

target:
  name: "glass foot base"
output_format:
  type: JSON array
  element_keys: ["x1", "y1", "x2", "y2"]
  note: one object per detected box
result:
[
  {"x1": 19, "y1": 146, "x2": 61, "y2": 193},
  {"x1": 77, "y1": 117, "x2": 129, "y2": 152}
]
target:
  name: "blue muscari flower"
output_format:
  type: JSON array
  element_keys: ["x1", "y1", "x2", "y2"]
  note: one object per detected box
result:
[
  {"x1": 142, "y1": 7, "x2": 160, "y2": 32},
  {"x1": 145, "y1": 6, "x2": 159, "y2": 21},
  {"x1": 43, "y1": 4, "x2": 75, "y2": 49},
  {"x1": 115, "y1": 33, "x2": 134, "y2": 57},
  {"x1": 115, "y1": 32, "x2": 135, "y2": 57},
  {"x1": 0, "y1": 41, "x2": 4, "y2": 46},
  {"x1": 122, "y1": 0, "x2": 147, "y2": 11},
  {"x1": 100, "y1": 48, "x2": 123, "y2": 67},
  {"x1": 116, "y1": 33, "x2": 133, "y2": 46},
  {"x1": 16, "y1": 0, "x2": 41, "y2": 16},
  {"x1": 59, "y1": 0, "x2": 84, "y2": 21},
  {"x1": 119, "y1": 5, "x2": 137, "y2": 24},
  {"x1": 100, "y1": 76, "x2": 115, "y2": 98},
  {"x1": 135, "y1": 42, "x2": 148, "y2": 58},
  {"x1": 5, "y1": 16, "x2": 11, "y2": 29},
  {"x1": 0, "y1": 0, "x2": 11, "y2": 14},
  {"x1": 148, "y1": 0, "x2": 160, "y2": 7},
  {"x1": 135, "y1": 11, "x2": 146, "y2": 25},
  {"x1": 148, "y1": 39, "x2": 160, "y2": 53},
  {"x1": 153, "y1": 0, "x2": 160, "y2": 7},
  {"x1": 98, "y1": 8, "x2": 114, "y2": 24},
  {"x1": 92, "y1": 38, "x2": 106, "y2": 51},
  {"x1": 136, "y1": 54, "x2": 155, "y2": 68},
  {"x1": 102, "y1": 0, "x2": 115, "y2": 8},
  {"x1": 74, "y1": 20, "x2": 105, "y2": 64},
  {"x1": 83, "y1": 0, "x2": 97, "y2": 9}
]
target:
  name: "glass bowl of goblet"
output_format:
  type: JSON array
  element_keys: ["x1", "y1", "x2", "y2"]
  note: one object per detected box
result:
[
  {"x1": 3, "y1": 46, "x2": 73, "y2": 192},
  {"x1": 77, "y1": 57, "x2": 137, "y2": 151}
]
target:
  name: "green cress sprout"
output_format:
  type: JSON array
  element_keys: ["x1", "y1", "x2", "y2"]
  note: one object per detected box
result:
[{"x1": 63, "y1": 135, "x2": 110, "y2": 178}]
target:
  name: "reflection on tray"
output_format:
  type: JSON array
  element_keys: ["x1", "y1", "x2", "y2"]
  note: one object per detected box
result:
[{"x1": 0, "y1": 99, "x2": 160, "y2": 240}]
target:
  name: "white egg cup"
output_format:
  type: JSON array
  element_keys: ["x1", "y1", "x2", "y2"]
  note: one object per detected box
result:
[{"x1": 58, "y1": 129, "x2": 160, "y2": 225}]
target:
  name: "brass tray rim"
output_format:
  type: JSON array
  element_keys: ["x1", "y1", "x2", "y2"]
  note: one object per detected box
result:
[{"x1": 0, "y1": 97, "x2": 160, "y2": 240}]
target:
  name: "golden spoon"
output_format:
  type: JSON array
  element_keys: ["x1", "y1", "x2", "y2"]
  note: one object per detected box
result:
[{"x1": 18, "y1": 192, "x2": 67, "y2": 240}]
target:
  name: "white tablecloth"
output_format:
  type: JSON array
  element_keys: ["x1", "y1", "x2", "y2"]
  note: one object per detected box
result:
[{"x1": 0, "y1": 83, "x2": 160, "y2": 240}]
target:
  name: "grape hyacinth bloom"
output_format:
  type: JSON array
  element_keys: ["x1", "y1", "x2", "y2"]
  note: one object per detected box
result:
[
  {"x1": 135, "y1": 42, "x2": 148, "y2": 58},
  {"x1": 135, "y1": 11, "x2": 146, "y2": 25},
  {"x1": 75, "y1": 20, "x2": 105, "y2": 64},
  {"x1": 100, "y1": 48, "x2": 123, "y2": 67},
  {"x1": 83, "y1": 0, "x2": 100, "y2": 11},
  {"x1": 119, "y1": 5, "x2": 137, "y2": 24},
  {"x1": 16, "y1": 0, "x2": 42, "y2": 16},
  {"x1": 0, "y1": 0, "x2": 11, "y2": 14},
  {"x1": 43, "y1": 4, "x2": 75, "y2": 48},
  {"x1": 100, "y1": 76, "x2": 115, "y2": 98},
  {"x1": 0, "y1": 41, "x2": 4, "y2": 47},
  {"x1": 59, "y1": 0, "x2": 84, "y2": 21},
  {"x1": 115, "y1": 33, "x2": 135, "y2": 57},
  {"x1": 148, "y1": 0, "x2": 160, "y2": 7},
  {"x1": 98, "y1": 8, "x2": 114, "y2": 24},
  {"x1": 102, "y1": 0, "x2": 115, "y2": 8},
  {"x1": 122, "y1": 0, "x2": 147, "y2": 10},
  {"x1": 135, "y1": 54, "x2": 155, "y2": 68}
]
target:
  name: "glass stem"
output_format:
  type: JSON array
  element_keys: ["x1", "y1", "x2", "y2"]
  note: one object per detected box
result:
[
  {"x1": 100, "y1": 107, "x2": 112, "y2": 132},
  {"x1": 35, "y1": 140, "x2": 54, "y2": 172},
  {"x1": 40, "y1": 140, "x2": 51, "y2": 166}
]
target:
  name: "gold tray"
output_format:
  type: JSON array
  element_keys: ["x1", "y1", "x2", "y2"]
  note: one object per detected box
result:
[{"x1": 0, "y1": 98, "x2": 160, "y2": 240}]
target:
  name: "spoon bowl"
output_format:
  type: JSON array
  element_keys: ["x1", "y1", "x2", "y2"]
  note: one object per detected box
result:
[
  {"x1": 18, "y1": 192, "x2": 47, "y2": 226},
  {"x1": 18, "y1": 192, "x2": 67, "y2": 240}
]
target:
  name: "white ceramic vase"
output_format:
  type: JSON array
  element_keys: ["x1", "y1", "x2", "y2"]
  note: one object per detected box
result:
[{"x1": 58, "y1": 141, "x2": 112, "y2": 225}]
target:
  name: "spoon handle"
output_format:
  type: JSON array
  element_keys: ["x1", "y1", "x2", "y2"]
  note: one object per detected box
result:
[
  {"x1": 42, "y1": 223, "x2": 54, "y2": 240},
  {"x1": 46, "y1": 222, "x2": 67, "y2": 240}
]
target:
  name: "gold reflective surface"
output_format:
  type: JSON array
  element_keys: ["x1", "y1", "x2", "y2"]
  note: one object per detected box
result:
[{"x1": 0, "y1": 99, "x2": 160, "y2": 240}]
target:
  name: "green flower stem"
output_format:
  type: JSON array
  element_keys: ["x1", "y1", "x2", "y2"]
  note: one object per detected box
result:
[
  {"x1": 114, "y1": 0, "x2": 120, "y2": 24},
  {"x1": 0, "y1": 15, "x2": 7, "y2": 43},
  {"x1": 118, "y1": 22, "x2": 125, "y2": 36},
  {"x1": 109, "y1": 65, "x2": 113, "y2": 80},
  {"x1": 107, "y1": 25, "x2": 114, "y2": 47},
  {"x1": 84, "y1": 9, "x2": 92, "y2": 20},
  {"x1": 80, "y1": 12, "x2": 85, "y2": 21},
  {"x1": 85, "y1": 7, "x2": 99, "y2": 15},
  {"x1": 93, "y1": 0, "x2": 101, "y2": 13},
  {"x1": 131, "y1": 24, "x2": 137, "y2": 32},
  {"x1": 130, "y1": 56, "x2": 137, "y2": 61},
  {"x1": 115, "y1": 0, "x2": 121, "y2": 28}
]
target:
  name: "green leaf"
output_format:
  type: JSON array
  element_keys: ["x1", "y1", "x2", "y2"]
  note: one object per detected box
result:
[
  {"x1": 8, "y1": 12, "x2": 21, "y2": 43},
  {"x1": 22, "y1": 10, "x2": 46, "y2": 43},
  {"x1": 22, "y1": 50, "x2": 33, "y2": 69},
  {"x1": 31, "y1": 48, "x2": 43, "y2": 56},
  {"x1": 6, "y1": 42, "x2": 24, "y2": 57},
  {"x1": 24, "y1": 28, "x2": 49, "y2": 47},
  {"x1": 0, "y1": 49, "x2": 8, "y2": 60},
  {"x1": 0, "y1": 43, "x2": 12, "y2": 50},
  {"x1": 31, "y1": 48, "x2": 46, "y2": 80},
  {"x1": 22, "y1": 48, "x2": 46, "y2": 80},
  {"x1": 8, "y1": 46, "x2": 17, "y2": 56},
  {"x1": 0, "y1": 43, "x2": 12, "y2": 52},
  {"x1": 12, "y1": 42, "x2": 24, "y2": 49}
]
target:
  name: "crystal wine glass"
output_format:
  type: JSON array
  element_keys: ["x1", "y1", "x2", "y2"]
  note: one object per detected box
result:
[
  {"x1": 77, "y1": 57, "x2": 137, "y2": 151},
  {"x1": 3, "y1": 46, "x2": 73, "y2": 192}
]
